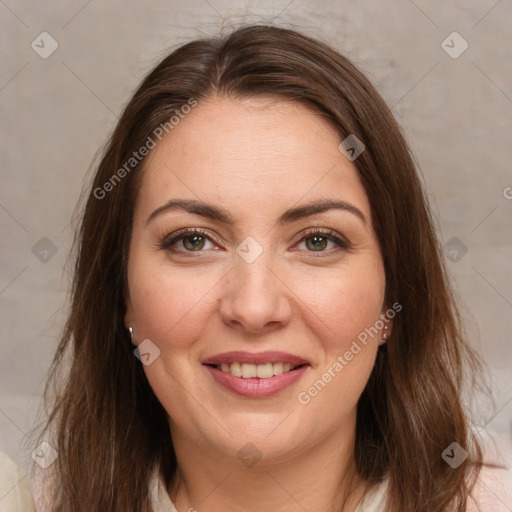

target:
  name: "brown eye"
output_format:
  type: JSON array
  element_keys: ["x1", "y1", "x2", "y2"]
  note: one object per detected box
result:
[
  {"x1": 295, "y1": 229, "x2": 351, "y2": 255},
  {"x1": 159, "y1": 228, "x2": 218, "y2": 254},
  {"x1": 182, "y1": 234, "x2": 207, "y2": 251},
  {"x1": 305, "y1": 235, "x2": 329, "y2": 251}
]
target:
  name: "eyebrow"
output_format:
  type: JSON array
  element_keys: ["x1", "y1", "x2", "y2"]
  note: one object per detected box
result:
[{"x1": 146, "y1": 198, "x2": 367, "y2": 226}]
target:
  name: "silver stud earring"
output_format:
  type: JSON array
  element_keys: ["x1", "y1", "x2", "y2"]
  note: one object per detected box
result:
[
  {"x1": 380, "y1": 325, "x2": 389, "y2": 345},
  {"x1": 128, "y1": 327, "x2": 134, "y2": 341}
]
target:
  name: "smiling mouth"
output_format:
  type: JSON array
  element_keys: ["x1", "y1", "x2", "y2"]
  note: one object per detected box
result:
[{"x1": 205, "y1": 362, "x2": 308, "y2": 378}]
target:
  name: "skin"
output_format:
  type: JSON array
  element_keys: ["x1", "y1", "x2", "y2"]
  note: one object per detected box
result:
[{"x1": 125, "y1": 95, "x2": 392, "y2": 512}]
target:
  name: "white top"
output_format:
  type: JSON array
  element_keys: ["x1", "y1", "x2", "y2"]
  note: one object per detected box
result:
[
  {"x1": 149, "y1": 469, "x2": 389, "y2": 512},
  {"x1": 149, "y1": 464, "x2": 512, "y2": 512},
  {"x1": 354, "y1": 479, "x2": 388, "y2": 511},
  {"x1": 0, "y1": 452, "x2": 35, "y2": 512},
  {"x1": 3, "y1": 451, "x2": 509, "y2": 511}
]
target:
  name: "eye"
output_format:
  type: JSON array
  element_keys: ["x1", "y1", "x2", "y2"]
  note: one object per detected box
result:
[
  {"x1": 159, "y1": 227, "x2": 350, "y2": 257},
  {"x1": 294, "y1": 228, "x2": 350, "y2": 255},
  {"x1": 159, "y1": 228, "x2": 219, "y2": 255}
]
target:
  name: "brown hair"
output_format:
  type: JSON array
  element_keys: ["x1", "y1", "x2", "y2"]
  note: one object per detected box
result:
[{"x1": 30, "y1": 24, "x2": 485, "y2": 511}]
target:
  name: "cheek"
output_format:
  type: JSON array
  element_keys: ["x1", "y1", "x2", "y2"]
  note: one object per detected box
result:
[
  {"x1": 291, "y1": 260, "x2": 384, "y2": 416},
  {"x1": 295, "y1": 274, "x2": 382, "y2": 417},
  {"x1": 295, "y1": 262, "x2": 386, "y2": 350},
  {"x1": 127, "y1": 261, "x2": 221, "y2": 420},
  {"x1": 127, "y1": 259, "x2": 220, "y2": 351}
]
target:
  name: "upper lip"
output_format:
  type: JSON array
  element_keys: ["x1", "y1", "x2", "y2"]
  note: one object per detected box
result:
[{"x1": 202, "y1": 351, "x2": 309, "y2": 366}]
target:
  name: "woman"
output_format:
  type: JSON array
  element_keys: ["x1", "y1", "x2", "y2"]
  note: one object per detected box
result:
[{"x1": 28, "y1": 24, "x2": 509, "y2": 511}]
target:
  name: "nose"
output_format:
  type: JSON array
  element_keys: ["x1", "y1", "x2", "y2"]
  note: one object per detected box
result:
[{"x1": 219, "y1": 251, "x2": 293, "y2": 335}]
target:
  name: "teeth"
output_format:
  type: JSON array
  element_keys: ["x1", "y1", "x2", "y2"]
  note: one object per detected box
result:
[
  {"x1": 241, "y1": 363, "x2": 257, "y2": 378},
  {"x1": 273, "y1": 362, "x2": 283, "y2": 375},
  {"x1": 230, "y1": 362, "x2": 242, "y2": 377},
  {"x1": 217, "y1": 362, "x2": 300, "y2": 378},
  {"x1": 256, "y1": 363, "x2": 273, "y2": 378}
]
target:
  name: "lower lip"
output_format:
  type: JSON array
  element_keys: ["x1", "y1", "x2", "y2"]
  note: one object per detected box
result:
[{"x1": 204, "y1": 365, "x2": 309, "y2": 398}]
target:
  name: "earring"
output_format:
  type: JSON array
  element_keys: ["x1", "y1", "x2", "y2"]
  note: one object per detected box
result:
[
  {"x1": 380, "y1": 325, "x2": 389, "y2": 345},
  {"x1": 128, "y1": 327, "x2": 134, "y2": 341}
]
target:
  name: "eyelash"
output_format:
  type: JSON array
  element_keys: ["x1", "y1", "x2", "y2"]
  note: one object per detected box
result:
[{"x1": 158, "y1": 227, "x2": 351, "y2": 258}]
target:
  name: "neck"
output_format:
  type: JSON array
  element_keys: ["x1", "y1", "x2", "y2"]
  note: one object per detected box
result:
[{"x1": 167, "y1": 420, "x2": 367, "y2": 512}]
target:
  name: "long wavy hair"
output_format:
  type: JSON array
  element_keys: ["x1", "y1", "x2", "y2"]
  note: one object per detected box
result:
[{"x1": 30, "y1": 24, "x2": 485, "y2": 511}]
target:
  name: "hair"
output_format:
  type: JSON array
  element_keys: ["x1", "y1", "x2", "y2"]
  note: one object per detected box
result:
[{"x1": 30, "y1": 23, "x2": 486, "y2": 511}]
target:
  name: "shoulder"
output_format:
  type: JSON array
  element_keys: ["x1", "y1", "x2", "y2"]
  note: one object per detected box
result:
[
  {"x1": 467, "y1": 428, "x2": 512, "y2": 511},
  {"x1": 356, "y1": 463, "x2": 511, "y2": 512},
  {"x1": 466, "y1": 463, "x2": 512, "y2": 511},
  {"x1": 0, "y1": 451, "x2": 35, "y2": 512}
]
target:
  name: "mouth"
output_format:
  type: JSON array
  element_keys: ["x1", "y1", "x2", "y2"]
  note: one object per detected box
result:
[{"x1": 202, "y1": 351, "x2": 310, "y2": 398}]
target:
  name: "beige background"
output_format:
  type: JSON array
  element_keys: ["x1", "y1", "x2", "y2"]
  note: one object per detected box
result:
[{"x1": 1, "y1": 0, "x2": 511, "y2": 503}]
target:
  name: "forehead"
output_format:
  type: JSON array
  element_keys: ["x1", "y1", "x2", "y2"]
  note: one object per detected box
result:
[{"x1": 137, "y1": 95, "x2": 372, "y2": 224}]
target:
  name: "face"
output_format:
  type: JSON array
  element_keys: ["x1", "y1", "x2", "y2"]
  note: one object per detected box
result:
[{"x1": 125, "y1": 95, "x2": 390, "y2": 463}]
